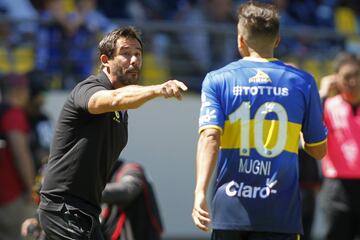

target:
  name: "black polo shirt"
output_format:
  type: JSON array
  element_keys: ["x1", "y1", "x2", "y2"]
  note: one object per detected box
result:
[{"x1": 40, "y1": 72, "x2": 128, "y2": 216}]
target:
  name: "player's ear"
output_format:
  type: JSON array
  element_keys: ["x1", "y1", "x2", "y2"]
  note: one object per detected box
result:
[{"x1": 238, "y1": 35, "x2": 246, "y2": 49}]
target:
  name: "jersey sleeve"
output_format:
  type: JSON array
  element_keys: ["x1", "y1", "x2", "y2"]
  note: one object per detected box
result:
[
  {"x1": 301, "y1": 78, "x2": 328, "y2": 145},
  {"x1": 73, "y1": 80, "x2": 106, "y2": 112},
  {"x1": 198, "y1": 73, "x2": 225, "y2": 133}
]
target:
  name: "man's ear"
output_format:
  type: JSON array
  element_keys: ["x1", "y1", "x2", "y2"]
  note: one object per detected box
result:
[
  {"x1": 100, "y1": 54, "x2": 110, "y2": 67},
  {"x1": 238, "y1": 35, "x2": 246, "y2": 49}
]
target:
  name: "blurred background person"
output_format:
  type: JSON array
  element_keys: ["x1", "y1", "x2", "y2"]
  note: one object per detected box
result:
[
  {"x1": 0, "y1": 73, "x2": 36, "y2": 240},
  {"x1": 176, "y1": 0, "x2": 237, "y2": 83},
  {"x1": 35, "y1": 0, "x2": 72, "y2": 89},
  {"x1": 319, "y1": 52, "x2": 360, "y2": 240},
  {"x1": 101, "y1": 159, "x2": 163, "y2": 240},
  {"x1": 65, "y1": 0, "x2": 116, "y2": 89},
  {"x1": 0, "y1": 0, "x2": 38, "y2": 42}
]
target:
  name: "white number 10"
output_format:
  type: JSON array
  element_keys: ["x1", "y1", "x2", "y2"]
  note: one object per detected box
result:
[{"x1": 229, "y1": 101, "x2": 288, "y2": 157}]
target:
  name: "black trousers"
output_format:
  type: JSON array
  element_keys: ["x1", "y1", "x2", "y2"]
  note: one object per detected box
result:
[
  {"x1": 319, "y1": 178, "x2": 360, "y2": 240},
  {"x1": 211, "y1": 230, "x2": 299, "y2": 240},
  {"x1": 38, "y1": 205, "x2": 104, "y2": 240}
]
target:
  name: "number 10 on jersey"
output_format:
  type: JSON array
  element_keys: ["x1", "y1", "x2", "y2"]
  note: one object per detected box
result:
[{"x1": 229, "y1": 101, "x2": 288, "y2": 158}]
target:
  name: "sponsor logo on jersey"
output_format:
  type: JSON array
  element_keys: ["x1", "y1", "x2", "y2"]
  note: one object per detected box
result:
[
  {"x1": 200, "y1": 93, "x2": 211, "y2": 111},
  {"x1": 249, "y1": 70, "x2": 272, "y2": 84},
  {"x1": 225, "y1": 173, "x2": 278, "y2": 199},
  {"x1": 232, "y1": 86, "x2": 289, "y2": 96},
  {"x1": 199, "y1": 108, "x2": 217, "y2": 125}
]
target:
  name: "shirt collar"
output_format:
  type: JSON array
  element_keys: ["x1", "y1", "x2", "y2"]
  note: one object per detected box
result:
[
  {"x1": 242, "y1": 57, "x2": 279, "y2": 62},
  {"x1": 98, "y1": 71, "x2": 114, "y2": 90}
]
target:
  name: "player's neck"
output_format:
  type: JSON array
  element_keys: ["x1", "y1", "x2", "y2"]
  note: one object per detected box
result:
[{"x1": 247, "y1": 51, "x2": 274, "y2": 59}]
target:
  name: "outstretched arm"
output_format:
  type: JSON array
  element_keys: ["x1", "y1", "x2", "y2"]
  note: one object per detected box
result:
[
  {"x1": 88, "y1": 80, "x2": 188, "y2": 114},
  {"x1": 192, "y1": 128, "x2": 220, "y2": 232}
]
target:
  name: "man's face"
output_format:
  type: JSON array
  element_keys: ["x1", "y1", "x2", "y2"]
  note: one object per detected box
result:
[
  {"x1": 337, "y1": 62, "x2": 360, "y2": 103},
  {"x1": 109, "y1": 37, "x2": 142, "y2": 86}
]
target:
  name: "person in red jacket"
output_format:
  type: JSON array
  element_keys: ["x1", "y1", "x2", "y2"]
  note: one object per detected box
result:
[
  {"x1": 319, "y1": 52, "x2": 360, "y2": 240},
  {"x1": 0, "y1": 73, "x2": 36, "y2": 240}
]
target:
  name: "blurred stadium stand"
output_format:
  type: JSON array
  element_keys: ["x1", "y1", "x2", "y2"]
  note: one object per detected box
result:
[{"x1": 0, "y1": 17, "x2": 353, "y2": 91}]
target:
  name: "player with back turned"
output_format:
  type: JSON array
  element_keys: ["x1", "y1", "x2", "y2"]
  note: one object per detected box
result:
[{"x1": 192, "y1": 2, "x2": 327, "y2": 240}]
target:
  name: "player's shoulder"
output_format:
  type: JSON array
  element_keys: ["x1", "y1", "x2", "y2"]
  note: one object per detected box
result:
[
  {"x1": 71, "y1": 74, "x2": 104, "y2": 94},
  {"x1": 281, "y1": 62, "x2": 315, "y2": 82}
]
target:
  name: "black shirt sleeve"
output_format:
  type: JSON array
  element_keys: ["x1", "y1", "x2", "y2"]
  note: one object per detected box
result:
[{"x1": 73, "y1": 77, "x2": 107, "y2": 112}]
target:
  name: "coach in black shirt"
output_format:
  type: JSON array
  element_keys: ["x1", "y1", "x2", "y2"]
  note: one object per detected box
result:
[{"x1": 38, "y1": 26, "x2": 187, "y2": 240}]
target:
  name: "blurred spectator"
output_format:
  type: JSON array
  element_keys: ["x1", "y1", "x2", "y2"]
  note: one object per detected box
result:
[
  {"x1": 65, "y1": 0, "x2": 116, "y2": 89},
  {"x1": 0, "y1": 0, "x2": 38, "y2": 41},
  {"x1": 274, "y1": 0, "x2": 310, "y2": 57},
  {"x1": 0, "y1": 6, "x2": 13, "y2": 43},
  {"x1": 35, "y1": 0, "x2": 117, "y2": 89},
  {"x1": 0, "y1": 73, "x2": 36, "y2": 240},
  {"x1": 35, "y1": 0, "x2": 71, "y2": 89},
  {"x1": 275, "y1": 0, "x2": 339, "y2": 58},
  {"x1": 287, "y1": 0, "x2": 322, "y2": 27},
  {"x1": 98, "y1": 0, "x2": 132, "y2": 19},
  {"x1": 319, "y1": 52, "x2": 360, "y2": 240},
  {"x1": 101, "y1": 160, "x2": 163, "y2": 240},
  {"x1": 153, "y1": 0, "x2": 188, "y2": 20},
  {"x1": 176, "y1": 0, "x2": 237, "y2": 74}
]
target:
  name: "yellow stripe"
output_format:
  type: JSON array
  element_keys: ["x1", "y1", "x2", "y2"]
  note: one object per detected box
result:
[
  {"x1": 198, "y1": 125, "x2": 223, "y2": 134},
  {"x1": 305, "y1": 138, "x2": 327, "y2": 147},
  {"x1": 220, "y1": 119, "x2": 301, "y2": 154}
]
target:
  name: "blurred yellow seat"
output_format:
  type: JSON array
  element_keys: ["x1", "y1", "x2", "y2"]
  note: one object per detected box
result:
[
  {"x1": 142, "y1": 53, "x2": 170, "y2": 85},
  {"x1": 303, "y1": 58, "x2": 321, "y2": 84},
  {"x1": 14, "y1": 46, "x2": 34, "y2": 74},
  {"x1": 64, "y1": 0, "x2": 76, "y2": 14},
  {"x1": 335, "y1": 7, "x2": 357, "y2": 35},
  {"x1": 0, "y1": 47, "x2": 11, "y2": 73}
]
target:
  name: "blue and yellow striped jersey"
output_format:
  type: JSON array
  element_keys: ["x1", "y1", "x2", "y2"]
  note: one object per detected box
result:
[{"x1": 198, "y1": 57, "x2": 327, "y2": 233}]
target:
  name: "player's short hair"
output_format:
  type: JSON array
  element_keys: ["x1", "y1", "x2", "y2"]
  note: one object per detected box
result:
[
  {"x1": 333, "y1": 52, "x2": 360, "y2": 73},
  {"x1": 237, "y1": 1, "x2": 279, "y2": 42},
  {"x1": 98, "y1": 26, "x2": 143, "y2": 61}
]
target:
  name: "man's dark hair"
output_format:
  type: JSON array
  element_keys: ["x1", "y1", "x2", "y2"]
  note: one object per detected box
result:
[
  {"x1": 237, "y1": 1, "x2": 279, "y2": 42},
  {"x1": 333, "y1": 52, "x2": 360, "y2": 73},
  {"x1": 98, "y1": 26, "x2": 143, "y2": 61}
]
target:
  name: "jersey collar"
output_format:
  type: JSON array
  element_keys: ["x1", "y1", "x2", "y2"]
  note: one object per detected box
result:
[{"x1": 242, "y1": 57, "x2": 279, "y2": 62}]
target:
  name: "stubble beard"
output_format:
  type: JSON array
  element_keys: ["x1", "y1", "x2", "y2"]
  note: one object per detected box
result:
[{"x1": 114, "y1": 66, "x2": 140, "y2": 86}]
